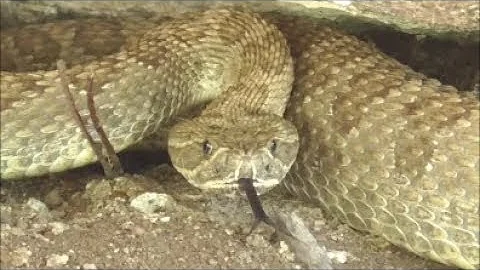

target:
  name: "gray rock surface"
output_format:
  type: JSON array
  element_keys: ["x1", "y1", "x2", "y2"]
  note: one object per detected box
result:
[{"x1": 1, "y1": 1, "x2": 478, "y2": 39}]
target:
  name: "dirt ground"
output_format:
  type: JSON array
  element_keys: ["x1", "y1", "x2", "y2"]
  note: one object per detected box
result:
[{"x1": 0, "y1": 158, "x2": 454, "y2": 269}]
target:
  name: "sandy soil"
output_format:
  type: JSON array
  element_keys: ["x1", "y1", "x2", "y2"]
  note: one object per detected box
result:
[{"x1": 0, "y1": 160, "x2": 454, "y2": 269}]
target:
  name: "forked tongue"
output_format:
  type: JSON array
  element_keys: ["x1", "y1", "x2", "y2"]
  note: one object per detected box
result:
[
  {"x1": 238, "y1": 179, "x2": 332, "y2": 269},
  {"x1": 238, "y1": 178, "x2": 276, "y2": 235}
]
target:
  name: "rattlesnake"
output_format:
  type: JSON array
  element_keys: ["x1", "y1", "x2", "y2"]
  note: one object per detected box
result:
[{"x1": 0, "y1": 9, "x2": 478, "y2": 269}]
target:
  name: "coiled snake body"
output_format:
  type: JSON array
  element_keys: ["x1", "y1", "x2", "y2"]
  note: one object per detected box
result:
[{"x1": 0, "y1": 9, "x2": 478, "y2": 269}]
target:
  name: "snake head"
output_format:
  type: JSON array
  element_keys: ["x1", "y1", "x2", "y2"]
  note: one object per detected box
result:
[{"x1": 168, "y1": 113, "x2": 299, "y2": 194}]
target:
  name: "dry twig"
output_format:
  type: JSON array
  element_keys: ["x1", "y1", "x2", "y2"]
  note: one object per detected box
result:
[
  {"x1": 57, "y1": 59, "x2": 123, "y2": 178},
  {"x1": 85, "y1": 74, "x2": 124, "y2": 176}
]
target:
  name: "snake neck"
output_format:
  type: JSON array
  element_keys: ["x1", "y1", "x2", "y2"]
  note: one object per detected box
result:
[{"x1": 131, "y1": 9, "x2": 294, "y2": 119}]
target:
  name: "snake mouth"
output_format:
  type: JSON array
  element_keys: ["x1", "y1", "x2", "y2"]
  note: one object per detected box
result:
[
  {"x1": 192, "y1": 178, "x2": 280, "y2": 194},
  {"x1": 232, "y1": 178, "x2": 279, "y2": 189}
]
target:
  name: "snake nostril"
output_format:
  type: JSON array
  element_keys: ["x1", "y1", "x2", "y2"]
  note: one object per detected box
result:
[{"x1": 265, "y1": 164, "x2": 270, "y2": 172}]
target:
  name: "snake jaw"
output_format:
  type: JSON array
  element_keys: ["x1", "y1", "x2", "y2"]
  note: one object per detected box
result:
[
  {"x1": 174, "y1": 164, "x2": 282, "y2": 195},
  {"x1": 168, "y1": 113, "x2": 299, "y2": 194}
]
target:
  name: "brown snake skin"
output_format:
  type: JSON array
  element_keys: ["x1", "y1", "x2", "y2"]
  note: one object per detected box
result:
[{"x1": 0, "y1": 9, "x2": 478, "y2": 269}]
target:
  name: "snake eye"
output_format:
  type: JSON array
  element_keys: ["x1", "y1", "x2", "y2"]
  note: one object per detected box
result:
[
  {"x1": 203, "y1": 140, "x2": 213, "y2": 155},
  {"x1": 269, "y1": 139, "x2": 277, "y2": 154}
]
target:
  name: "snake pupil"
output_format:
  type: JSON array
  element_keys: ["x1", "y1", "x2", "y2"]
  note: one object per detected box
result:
[{"x1": 203, "y1": 140, "x2": 213, "y2": 155}]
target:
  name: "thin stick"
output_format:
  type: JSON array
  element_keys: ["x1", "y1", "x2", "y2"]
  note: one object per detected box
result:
[
  {"x1": 86, "y1": 74, "x2": 124, "y2": 176},
  {"x1": 57, "y1": 60, "x2": 123, "y2": 178},
  {"x1": 57, "y1": 60, "x2": 103, "y2": 160}
]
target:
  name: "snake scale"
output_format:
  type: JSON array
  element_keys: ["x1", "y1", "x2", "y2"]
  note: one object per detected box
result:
[{"x1": 0, "y1": 9, "x2": 478, "y2": 269}]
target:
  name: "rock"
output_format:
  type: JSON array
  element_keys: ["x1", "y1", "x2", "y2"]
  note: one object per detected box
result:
[
  {"x1": 313, "y1": 219, "x2": 325, "y2": 231},
  {"x1": 0, "y1": 223, "x2": 11, "y2": 232},
  {"x1": 85, "y1": 179, "x2": 113, "y2": 203},
  {"x1": 26, "y1": 198, "x2": 49, "y2": 214},
  {"x1": 120, "y1": 221, "x2": 135, "y2": 230},
  {"x1": 278, "y1": 240, "x2": 289, "y2": 254},
  {"x1": 159, "y1": 216, "x2": 171, "y2": 223},
  {"x1": 2, "y1": 1, "x2": 477, "y2": 36},
  {"x1": 25, "y1": 198, "x2": 51, "y2": 221},
  {"x1": 112, "y1": 175, "x2": 155, "y2": 198},
  {"x1": 44, "y1": 189, "x2": 64, "y2": 208},
  {"x1": 0, "y1": 205, "x2": 13, "y2": 225},
  {"x1": 133, "y1": 226, "x2": 146, "y2": 236},
  {"x1": 129, "y1": 192, "x2": 175, "y2": 214},
  {"x1": 208, "y1": 258, "x2": 218, "y2": 266},
  {"x1": 82, "y1": 263, "x2": 97, "y2": 269},
  {"x1": 327, "y1": 250, "x2": 349, "y2": 264},
  {"x1": 278, "y1": 241, "x2": 295, "y2": 262},
  {"x1": 45, "y1": 254, "x2": 69, "y2": 267},
  {"x1": 49, "y1": 222, "x2": 69, "y2": 235},
  {"x1": 9, "y1": 1, "x2": 480, "y2": 92},
  {"x1": 9, "y1": 226, "x2": 26, "y2": 236},
  {"x1": 271, "y1": 211, "x2": 333, "y2": 269},
  {"x1": 246, "y1": 234, "x2": 270, "y2": 248},
  {"x1": 9, "y1": 247, "x2": 32, "y2": 267}
]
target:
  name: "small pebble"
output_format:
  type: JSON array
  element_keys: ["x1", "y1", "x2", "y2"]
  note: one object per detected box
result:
[
  {"x1": 246, "y1": 234, "x2": 269, "y2": 248},
  {"x1": 327, "y1": 250, "x2": 349, "y2": 264},
  {"x1": 44, "y1": 189, "x2": 64, "y2": 207},
  {"x1": 46, "y1": 254, "x2": 69, "y2": 267},
  {"x1": 133, "y1": 226, "x2": 146, "y2": 235},
  {"x1": 85, "y1": 180, "x2": 113, "y2": 202},
  {"x1": 147, "y1": 216, "x2": 158, "y2": 223},
  {"x1": 26, "y1": 198, "x2": 49, "y2": 214},
  {"x1": 278, "y1": 241, "x2": 290, "y2": 254},
  {"x1": 82, "y1": 263, "x2": 97, "y2": 270},
  {"x1": 0, "y1": 205, "x2": 13, "y2": 225},
  {"x1": 330, "y1": 232, "x2": 344, "y2": 241},
  {"x1": 33, "y1": 232, "x2": 50, "y2": 242},
  {"x1": 10, "y1": 227, "x2": 26, "y2": 236},
  {"x1": 10, "y1": 247, "x2": 32, "y2": 267},
  {"x1": 49, "y1": 222, "x2": 69, "y2": 235},
  {"x1": 208, "y1": 258, "x2": 218, "y2": 265},
  {"x1": 130, "y1": 192, "x2": 175, "y2": 214},
  {"x1": 120, "y1": 221, "x2": 134, "y2": 230},
  {"x1": 159, "y1": 216, "x2": 171, "y2": 223},
  {"x1": 25, "y1": 198, "x2": 51, "y2": 223},
  {"x1": 313, "y1": 219, "x2": 325, "y2": 231},
  {"x1": 1, "y1": 223, "x2": 11, "y2": 231}
]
